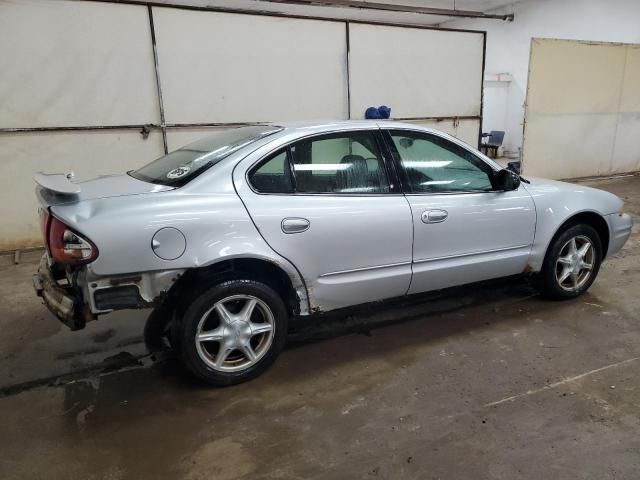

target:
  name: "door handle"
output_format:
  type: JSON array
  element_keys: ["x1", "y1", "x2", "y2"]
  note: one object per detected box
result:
[
  {"x1": 281, "y1": 217, "x2": 310, "y2": 234},
  {"x1": 421, "y1": 209, "x2": 448, "y2": 224}
]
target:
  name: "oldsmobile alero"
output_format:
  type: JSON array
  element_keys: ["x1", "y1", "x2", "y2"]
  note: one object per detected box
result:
[{"x1": 33, "y1": 121, "x2": 633, "y2": 385}]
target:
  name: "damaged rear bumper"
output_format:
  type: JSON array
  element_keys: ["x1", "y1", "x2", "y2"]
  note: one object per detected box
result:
[
  {"x1": 33, "y1": 254, "x2": 89, "y2": 330},
  {"x1": 34, "y1": 254, "x2": 185, "y2": 330}
]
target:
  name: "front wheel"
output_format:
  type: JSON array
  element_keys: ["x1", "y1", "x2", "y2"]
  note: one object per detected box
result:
[
  {"x1": 539, "y1": 224, "x2": 602, "y2": 299},
  {"x1": 178, "y1": 279, "x2": 288, "y2": 386}
]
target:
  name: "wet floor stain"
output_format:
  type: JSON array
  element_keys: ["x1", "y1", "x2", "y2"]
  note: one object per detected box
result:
[{"x1": 93, "y1": 328, "x2": 116, "y2": 344}]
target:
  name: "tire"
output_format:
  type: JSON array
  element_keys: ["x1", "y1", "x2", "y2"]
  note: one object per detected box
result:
[
  {"x1": 177, "y1": 278, "x2": 288, "y2": 386},
  {"x1": 143, "y1": 302, "x2": 175, "y2": 353},
  {"x1": 539, "y1": 223, "x2": 602, "y2": 299}
]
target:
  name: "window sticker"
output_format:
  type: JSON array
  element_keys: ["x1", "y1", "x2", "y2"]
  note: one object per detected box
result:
[{"x1": 166, "y1": 165, "x2": 191, "y2": 179}]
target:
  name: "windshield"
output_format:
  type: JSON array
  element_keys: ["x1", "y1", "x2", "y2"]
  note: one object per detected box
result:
[{"x1": 130, "y1": 125, "x2": 283, "y2": 187}]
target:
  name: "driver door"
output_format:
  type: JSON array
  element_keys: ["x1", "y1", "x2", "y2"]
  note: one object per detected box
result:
[{"x1": 384, "y1": 129, "x2": 536, "y2": 294}]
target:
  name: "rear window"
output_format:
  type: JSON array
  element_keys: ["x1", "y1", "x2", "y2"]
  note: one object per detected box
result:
[{"x1": 129, "y1": 125, "x2": 282, "y2": 187}]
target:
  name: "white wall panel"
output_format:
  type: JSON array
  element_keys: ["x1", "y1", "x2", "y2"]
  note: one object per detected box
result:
[
  {"x1": 482, "y1": 81, "x2": 509, "y2": 137},
  {"x1": 0, "y1": 0, "x2": 160, "y2": 128},
  {"x1": 348, "y1": 24, "x2": 484, "y2": 119},
  {"x1": 0, "y1": 131, "x2": 164, "y2": 250},
  {"x1": 153, "y1": 8, "x2": 348, "y2": 123},
  {"x1": 402, "y1": 119, "x2": 481, "y2": 147},
  {"x1": 454, "y1": 119, "x2": 483, "y2": 147},
  {"x1": 166, "y1": 127, "x2": 234, "y2": 152},
  {"x1": 522, "y1": 39, "x2": 640, "y2": 179}
]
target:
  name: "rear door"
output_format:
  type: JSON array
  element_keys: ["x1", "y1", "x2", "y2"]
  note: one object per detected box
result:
[
  {"x1": 234, "y1": 128, "x2": 413, "y2": 312},
  {"x1": 384, "y1": 128, "x2": 536, "y2": 294}
]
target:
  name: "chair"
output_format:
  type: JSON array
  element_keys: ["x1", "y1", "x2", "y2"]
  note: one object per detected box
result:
[{"x1": 480, "y1": 130, "x2": 505, "y2": 159}]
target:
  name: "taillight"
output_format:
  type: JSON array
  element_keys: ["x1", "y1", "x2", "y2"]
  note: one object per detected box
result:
[{"x1": 48, "y1": 216, "x2": 98, "y2": 265}]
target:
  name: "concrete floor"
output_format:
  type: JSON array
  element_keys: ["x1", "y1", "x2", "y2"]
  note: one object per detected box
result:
[{"x1": 1, "y1": 175, "x2": 639, "y2": 480}]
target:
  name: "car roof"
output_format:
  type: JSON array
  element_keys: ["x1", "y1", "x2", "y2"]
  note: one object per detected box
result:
[
  {"x1": 260, "y1": 120, "x2": 484, "y2": 156},
  {"x1": 268, "y1": 119, "x2": 436, "y2": 133},
  {"x1": 263, "y1": 120, "x2": 501, "y2": 169}
]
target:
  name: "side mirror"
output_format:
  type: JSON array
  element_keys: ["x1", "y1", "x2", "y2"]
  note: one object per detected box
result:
[{"x1": 493, "y1": 168, "x2": 521, "y2": 191}]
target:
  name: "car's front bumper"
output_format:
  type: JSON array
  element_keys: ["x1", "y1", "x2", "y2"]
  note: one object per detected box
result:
[
  {"x1": 606, "y1": 212, "x2": 633, "y2": 257},
  {"x1": 33, "y1": 254, "x2": 89, "y2": 330}
]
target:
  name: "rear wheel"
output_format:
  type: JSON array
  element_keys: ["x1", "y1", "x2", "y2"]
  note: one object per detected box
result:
[
  {"x1": 177, "y1": 279, "x2": 288, "y2": 386},
  {"x1": 540, "y1": 224, "x2": 602, "y2": 299},
  {"x1": 143, "y1": 302, "x2": 175, "y2": 353}
]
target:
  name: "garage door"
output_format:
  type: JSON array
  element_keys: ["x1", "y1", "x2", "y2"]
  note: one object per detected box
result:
[{"x1": 522, "y1": 38, "x2": 640, "y2": 179}]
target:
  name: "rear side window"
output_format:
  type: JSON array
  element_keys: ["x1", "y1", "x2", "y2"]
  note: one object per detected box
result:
[
  {"x1": 249, "y1": 150, "x2": 294, "y2": 193},
  {"x1": 249, "y1": 131, "x2": 390, "y2": 194}
]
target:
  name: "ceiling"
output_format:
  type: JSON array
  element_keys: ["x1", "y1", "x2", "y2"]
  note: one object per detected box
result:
[{"x1": 148, "y1": 0, "x2": 518, "y2": 26}]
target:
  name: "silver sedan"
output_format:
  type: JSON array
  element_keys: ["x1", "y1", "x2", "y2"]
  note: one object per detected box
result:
[{"x1": 33, "y1": 121, "x2": 633, "y2": 385}]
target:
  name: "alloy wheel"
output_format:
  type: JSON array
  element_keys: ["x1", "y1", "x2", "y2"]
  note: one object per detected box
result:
[
  {"x1": 195, "y1": 294, "x2": 275, "y2": 372},
  {"x1": 555, "y1": 235, "x2": 595, "y2": 292}
]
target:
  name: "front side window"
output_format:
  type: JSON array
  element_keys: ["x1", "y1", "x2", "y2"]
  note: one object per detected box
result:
[
  {"x1": 290, "y1": 132, "x2": 390, "y2": 194},
  {"x1": 389, "y1": 130, "x2": 494, "y2": 194}
]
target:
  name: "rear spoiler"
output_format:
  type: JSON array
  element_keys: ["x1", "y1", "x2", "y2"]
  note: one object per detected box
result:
[{"x1": 34, "y1": 172, "x2": 81, "y2": 195}]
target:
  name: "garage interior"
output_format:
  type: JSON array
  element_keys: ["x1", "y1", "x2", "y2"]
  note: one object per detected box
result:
[{"x1": 1, "y1": 0, "x2": 639, "y2": 478}]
